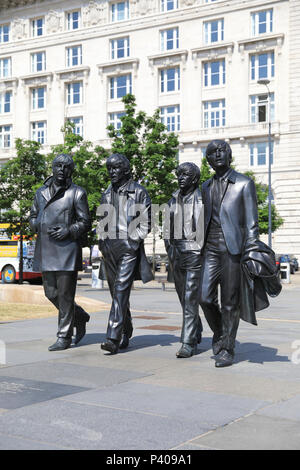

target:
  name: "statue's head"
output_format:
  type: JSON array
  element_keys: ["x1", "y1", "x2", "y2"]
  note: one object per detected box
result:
[
  {"x1": 52, "y1": 153, "x2": 74, "y2": 185},
  {"x1": 176, "y1": 162, "x2": 200, "y2": 193},
  {"x1": 205, "y1": 140, "x2": 232, "y2": 172},
  {"x1": 106, "y1": 153, "x2": 131, "y2": 186}
]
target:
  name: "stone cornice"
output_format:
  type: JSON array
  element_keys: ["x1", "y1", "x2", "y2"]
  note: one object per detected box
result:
[
  {"x1": 0, "y1": 77, "x2": 18, "y2": 94},
  {"x1": 238, "y1": 33, "x2": 285, "y2": 57},
  {"x1": 19, "y1": 70, "x2": 53, "y2": 90},
  {"x1": 148, "y1": 49, "x2": 188, "y2": 72},
  {"x1": 97, "y1": 58, "x2": 139, "y2": 80},
  {"x1": 191, "y1": 42, "x2": 234, "y2": 65},
  {"x1": 55, "y1": 66, "x2": 90, "y2": 85},
  {"x1": 0, "y1": 0, "x2": 288, "y2": 50}
]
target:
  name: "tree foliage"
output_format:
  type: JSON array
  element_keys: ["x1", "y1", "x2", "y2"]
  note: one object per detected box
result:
[
  {"x1": 107, "y1": 94, "x2": 179, "y2": 204},
  {"x1": 0, "y1": 138, "x2": 47, "y2": 237},
  {"x1": 244, "y1": 170, "x2": 284, "y2": 235}
]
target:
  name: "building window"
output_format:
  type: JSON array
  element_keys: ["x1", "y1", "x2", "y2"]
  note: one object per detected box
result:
[
  {"x1": 31, "y1": 18, "x2": 44, "y2": 37},
  {"x1": 160, "y1": 105, "x2": 180, "y2": 132},
  {"x1": 0, "y1": 24, "x2": 10, "y2": 43},
  {"x1": 67, "y1": 11, "x2": 81, "y2": 30},
  {"x1": 108, "y1": 112, "x2": 126, "y2": 135},
  {"x1": 161, "y1": 27, "x2": 179, "y2": 51},
  {"x1": 250, "y1": 142, "x2": 273, "y2": 167},
  {"x1": 203, "y1": 59, "x2": 225, "y2": 87},
  {"x1": 0, "y1": 125, "x2": 12, "y2": 148},
  {"x1": 68, "y1": 117, "x2": 83, "y2": 137},
  {"x1": 251, "y1": 9, "x2": 273, "y2": 36},
  {"x1": 31, "y1": 87, "x2": 46, "y2": 110},
  {"x1": 110, "y1": 74, "x2": 132, "y2": 100},
  {"x1": 161, "y1": 0, "x2": 178, "y2": 12},
  {"x1": 204, "y1": 19, "x2": 224, "y2": 44},
  {"x1": 0, "y1": 58, "x2": 11, "y2": 78},
  {"x1": 111, "y1": 37, "x2": 130, "y2": 60},
  {"x1": 111, "y1": 2, "x2": 129, "y2": 22},
  {"x1": 250, "y1": 52, "x2": 274, "y2": 81},
  {"x1": 67, "y1": 82, "x2": 83, "y2": 105},
  {"x1": 66, "y1": 46, "x2": 82, "y2": 67},
  {"x1": 250, "y1": 93, "x2": 274, "y2": 123},
  {"x1": 31, "y1": 52, "x2": 46, "y2": 73},
  {"x1": 31, "y1": 121, "x2": 47, "y2": 144},
  {"x1": 0, "y1": 91, "x2": 12, "y2": 114},
  {"x1": 203, "y1": 99, "x2": 226, "y2": 128},
  {"x1": 160, "y1": 67, "x2": 180, "y2": 93}
]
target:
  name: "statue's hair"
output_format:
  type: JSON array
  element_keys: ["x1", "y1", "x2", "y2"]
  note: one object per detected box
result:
[
  {"x1": 106, "y1": 153, "x2": 131, "y2": 172},
  {"x1": 206, "y1": 140, "x2": 232, "y2": 163},
  {"x1": 52, "y1": 153, "x2": 75, "y2": 171},
  {"x1": 176, "y1": 162, "x2": 200, "y2": 185}
]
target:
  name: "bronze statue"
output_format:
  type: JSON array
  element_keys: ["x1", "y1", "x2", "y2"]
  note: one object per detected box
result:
[
  {"x1": 29, "y1": 153, "x2": 91, "y2": 351},
  {"x1": 200, "y1": 139, "x2": 263, "y2": 367},
  {"x1": 98, "y1": 153, "x2": 153, "y2": 355},
  {"x1": 164, "y1": 162, "x2": 204, "y2": 358}
]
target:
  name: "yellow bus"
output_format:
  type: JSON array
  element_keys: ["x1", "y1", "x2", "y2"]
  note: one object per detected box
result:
[{"x1": 0, "y1": 223, "x2": 42, "y2": 284}]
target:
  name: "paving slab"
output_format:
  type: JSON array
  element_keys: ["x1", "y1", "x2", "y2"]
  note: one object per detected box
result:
[
  {"x1": 0, "y1": 433, "x2": 68, "y2": 450},
  {"x1": 133, "y1": 363, "x2": 300, "y2": 402},
  {"x1": 61, "y1": 382, "x2": 268, "y2": 428},
  {"x1": 0, "y1": 277, "x2": 300, "y2": 449},
  {"x1": 0, "y1": 376, "x2": 89, "y2": 409},
  {"x1": 190, "y1": 414, "x2": 300, "y2": 450},
  {"x1": 0, "y1": 362, "x2": 152, "y2": 389},
  {"x1": 0, "y1": 399, "x2": 211, "y2": 450},
  {"x1": 257, "y1": 394, "x2": 300, "y2": 421}
]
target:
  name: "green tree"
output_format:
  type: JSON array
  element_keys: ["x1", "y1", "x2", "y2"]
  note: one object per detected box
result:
[
  {"x1": 47, "y1": 122, "x2": 110, "y2": 249},
  {"x1": 244, "y1": 171, "x2": 284, "y2": 235},
  {"x1": 107, "y1": 94, "x2": 179, "y2": 204},
  {"x1": 0, "y1": 138, "x2": 47, "y2": 283}
]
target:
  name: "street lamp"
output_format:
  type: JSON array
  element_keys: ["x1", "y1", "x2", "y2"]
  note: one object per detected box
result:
[{"x1": 257, "y1": 78, "x2": 272, "y2": 248}]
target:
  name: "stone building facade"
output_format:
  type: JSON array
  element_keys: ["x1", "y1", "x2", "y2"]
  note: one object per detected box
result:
[{"x1": 0, "y1": 0, "x2": 299, "y2": 256}]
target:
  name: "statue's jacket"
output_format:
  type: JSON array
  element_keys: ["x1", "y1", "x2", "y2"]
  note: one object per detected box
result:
[
  {"x1": 201, "y1": 169, "x2": 259, "y2": 255},
  {"x1": 97, "y1": 179, "x2": 153, "y2": 283},
  {"x1": 164, "y1": 187, "x2": 204, "y2": 283},
  {"x1": 201, "y1": 169, "x2": 281, "y2": 324},
  {"x1": 29, "y1": 176, "x2": 91, "y2": 272}
]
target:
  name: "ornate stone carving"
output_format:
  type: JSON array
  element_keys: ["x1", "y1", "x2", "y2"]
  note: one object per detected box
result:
[
  {"x1": 83, "y1": 1, "x2": 107, "y2": 27},
  {"x1": 181, "y1": 0, "x2": 197, "y2": 7},
  {"x1": 131, "y1": 0, "x2": 155, "y2": 17},
  {"x1": 46, "y1": 10, "x2": 62, "y2": 34},
  {"x1": 11, "y1": 18, "x2": 27, "y2": 41}
]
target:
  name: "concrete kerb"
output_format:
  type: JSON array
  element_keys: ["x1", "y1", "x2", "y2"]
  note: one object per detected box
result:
[{"x1": 0, "y1": 284, "x2": 110, "y2": 313}]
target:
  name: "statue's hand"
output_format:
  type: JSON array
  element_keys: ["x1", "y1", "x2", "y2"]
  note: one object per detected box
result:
[{"x1": 48, "y1": 225, "x2": 69, "y2": 241}]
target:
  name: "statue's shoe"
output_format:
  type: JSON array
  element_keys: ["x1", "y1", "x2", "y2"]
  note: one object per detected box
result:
[
  {"x1": 101, "y1": 339, "x2": 119, "y2": 354},
  {"x1": 215, "y1": 349, "x2": 234, "y2": 368},
  {"x1": 48, "y1": 338, "x2": 71, "y2": 352},
  {"x1": 176, "y1": 343, "x2": 197, "y2": 358}
]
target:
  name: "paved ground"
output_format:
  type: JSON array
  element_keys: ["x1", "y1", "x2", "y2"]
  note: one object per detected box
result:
[{"x1": 0, "y1": 272, "x2": 300, "y2": 450}]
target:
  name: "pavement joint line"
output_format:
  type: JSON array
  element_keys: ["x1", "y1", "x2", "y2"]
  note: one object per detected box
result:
[
  {"x1": 170, "y1": 429, "x2": 215, "y2": 450},
  {"x1": 170, "y1": 406, "x2": 270, "y2": 450},
  {"x1": 0, "y1": 430, "x2": 74, "y2": 450},
  {"x1": 57, "y1": 397, "x2": 170, "y2": 418}
]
